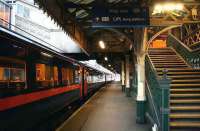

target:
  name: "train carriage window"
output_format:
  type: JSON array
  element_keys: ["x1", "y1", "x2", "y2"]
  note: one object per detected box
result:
[
  {"x1": 0, "y1": 67, "x2": 9, "y2": 81},
  {"x1": 53, "y1": 66, "x2": 59, "y2": 86},
  {"x1": 36, "y1": 64, "x2": 58, "y2": 88},
  {"x1": 74, "y1": 70, "x2": 80, "y2": 84},
  {"x1": 10, "y1": 68, "x2": 25, "y2": 82},
  {"x1": 0, "y1": 58, "x2": 25, "y2": 89}
]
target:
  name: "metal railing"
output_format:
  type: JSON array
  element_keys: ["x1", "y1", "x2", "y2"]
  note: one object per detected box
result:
[
  {"x1": 168, "y1": 34, "x2": 200, "y2": 69},
  {"x1": 145, "y1": 55, "x2": 171, "y2": 131},
  {"x1": 182, "y1": 28, "x2": 200, "y2": 52}
]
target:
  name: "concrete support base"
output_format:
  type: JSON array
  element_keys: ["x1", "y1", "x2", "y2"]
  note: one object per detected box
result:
[
  {"x1": 136, "y1": 100, "x2": 146, "y2": 124},
  {"x1": 126, "y1": 88, "x2": 131, "y2": 97}
]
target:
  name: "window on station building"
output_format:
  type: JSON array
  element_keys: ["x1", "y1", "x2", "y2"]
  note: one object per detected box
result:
[
  {"x1": 0, "y1": 1, "x2": 11, "y2": 27},
  {"x1": 0, "y1": 58, "x2": 26, "y2": 89},
  {"x1": 36, "y1": 64, "x2": 58, "y2": 88},
  {"x1": 17, "y1": 4, "x2": 30, "y2": 18}
]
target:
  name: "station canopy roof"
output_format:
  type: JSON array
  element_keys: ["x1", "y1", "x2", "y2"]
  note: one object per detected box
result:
[{"x1": 81, "y1": 60, "x2": 114, "y2": 75}]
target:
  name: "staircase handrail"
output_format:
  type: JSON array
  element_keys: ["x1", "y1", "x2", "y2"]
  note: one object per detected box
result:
[
  {"x1": 169, "y1": 34, "x2": 193, "y2": 52},
  {"x1": 182, "y1": 28, "x2": 200, "y2": 51},
  {"x1": 182, "y1": 27, "x2": 200, "y2": 42},
  {"x1": 145, "y1": 55, "x2": 171, "y2": 131},
  {"x1": 146, "y1": 80, "x2": 161, "y2": 127},
  {"x1": 146, "y1": 55, "x2": 160, "y2": 79},
  {"x1": 168, "y1": 34, "x2": 200, "y2": 68}
]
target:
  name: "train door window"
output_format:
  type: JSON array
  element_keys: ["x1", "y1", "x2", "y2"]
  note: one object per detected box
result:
[
  {"x1": 87, "y1": 72, "x2": 93, "y2": 84},
  {"x1": 62, "y1": 68, "x2": 68, "y2": 85},
  {"x1": 53, "y1": 66, "x2": 58, "y2": 85},
  {"x1": 67, "y1": 68, "x2": 74, "y2": 85},
  {"x1": 74, "y1": 69, "x2": 81, "y2": 84}
]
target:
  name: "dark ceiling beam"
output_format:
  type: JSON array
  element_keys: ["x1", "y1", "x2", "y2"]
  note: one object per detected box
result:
[{"x1": 64, "y1": 2, "x2": 93, "y2": 12}]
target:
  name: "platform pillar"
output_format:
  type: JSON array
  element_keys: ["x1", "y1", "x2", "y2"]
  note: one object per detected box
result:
[
  {"x1": 136, "y1": 58, "x2": 146, "y2": 123},
  {"x1": 121, "y1": 61, "x2": 125, "y2": 92},
  {"x1": 125, "y1": 55, "x2": 131, "y2": 97},
  {"x1": 136, "y1": 28, "x2": 147, "y2": 124}
]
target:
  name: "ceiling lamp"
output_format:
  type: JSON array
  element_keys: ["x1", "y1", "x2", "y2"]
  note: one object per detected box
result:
[
  {"x1": 99, "y1": 40, "x2": 105, "y2": 49},
  {"x1": 104, "y1": 57, "x2": 108, "y2": 61}
]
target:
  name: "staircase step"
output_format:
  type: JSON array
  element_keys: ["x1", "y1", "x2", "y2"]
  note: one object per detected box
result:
[
  {"x1": 151, "y1": 59, "x2": 182, "y2": 61},
  {"x1": 171, "y1": 88, "x2": 200, "y2": 92},
  {"x1": 154, "y1": 63, "x2": 186, "y2": 66},
  {"x1": 153, "y1": 61, "x2": 185, "y2": 64},
  {"x1": 169, "y1": 76, "x2": 200, "y2": 79},
  {"x1": 149, "y1": 54, "x2": 177, "y2": 56},
  {"x1": 170, "y1": 121, "x2": 200, "y2": 128},
  {"x1": 156, "y1": 68, "x2": 195, "y2": 71},
  {"x1": 170, "y1": 83, "x2": 200, "y2": 87},
  {"x1": 149, "y1": 53, "x2": 177, "y2": 55},
  {"x1": 156, "y1": 68, "x2": 192, "y2": 70},
  {"x1": 149, "y1": 47, "x2": 200, "y2": 130},
  {"x1": 171, "y1": 94, "x2": 200, "y2": 98},
  {"x1": 170, "y1": 113, "x2": 200, "y2": 119},
  {"x1": 155, "y1": 64, "x2": 188, "y2": 66},
  {"x1": 170, "y1": 106, "x2": 200, "y2": 111},
  {"x1": 170, "y1": 99, "x2": 200, "y2": 104},
  {"x1": 155, "y1": 65, "x2": 188, "y2": 68},
  {"x1": 150, "y1": 57, "x2": 180, "y2": 59},
  {"x1": 158, "y1": 72, "x2": 200, "y2": 75},
  {"x1": 171, "y1": 79, "x2": 200, "y2": 83},
  {"x1": 171, "y1": 84, "x2": 200, "y2": 87},
  {"x1": 149, "y1": 56, "x2": 182, "y2": 61}
]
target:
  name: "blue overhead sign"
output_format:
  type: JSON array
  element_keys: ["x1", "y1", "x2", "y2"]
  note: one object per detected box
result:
[{"x1": 92, "y1": 4, "x2": 149, "y2": 28}]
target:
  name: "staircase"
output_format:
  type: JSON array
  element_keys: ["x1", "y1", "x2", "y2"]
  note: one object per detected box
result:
[{"x1": 148, "y1": 47, "x2": 200, "y2": 131}]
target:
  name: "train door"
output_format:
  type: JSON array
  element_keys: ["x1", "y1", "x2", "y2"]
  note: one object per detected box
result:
[
  {"x1": 84, "y1": 68, "x2": 88, "y2": 96},
  {"x1": 81, "y1": 67, "x2": 85, "y2": 98}
]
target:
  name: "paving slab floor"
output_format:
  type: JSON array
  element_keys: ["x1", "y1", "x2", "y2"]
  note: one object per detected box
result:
[{"x1": 57, "y1": 83, "x2": 149, "y2": 131}]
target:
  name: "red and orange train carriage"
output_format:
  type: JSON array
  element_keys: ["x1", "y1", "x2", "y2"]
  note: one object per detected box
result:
[{"x1": 0, "y1": 25, "x2": 111, "y2": 130}]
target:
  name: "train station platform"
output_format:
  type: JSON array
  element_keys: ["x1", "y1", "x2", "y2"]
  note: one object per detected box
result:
[{"x1": 56, "y1": 83, "x2": 149, "y2": 131}]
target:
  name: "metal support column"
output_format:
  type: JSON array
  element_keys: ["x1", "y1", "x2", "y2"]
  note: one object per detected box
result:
[{"x1": 136, "y1": 28, "x2": 147, "y2": 124}]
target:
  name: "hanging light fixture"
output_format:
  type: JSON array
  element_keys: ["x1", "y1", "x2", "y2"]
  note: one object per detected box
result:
[
  {"x1": 99, "y1": 40, "x2": 105, "y2": 49},
  {"x1": 104, "y1": 56, "x2": 108, "y2": 61}
]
